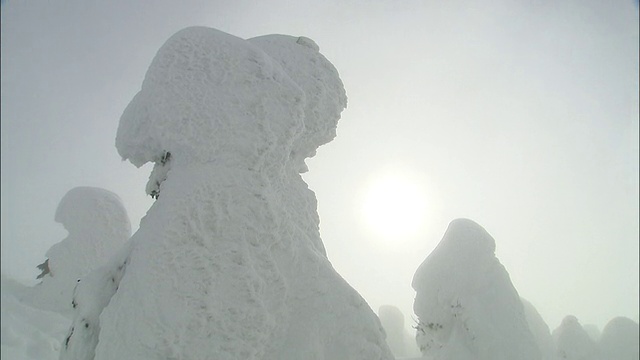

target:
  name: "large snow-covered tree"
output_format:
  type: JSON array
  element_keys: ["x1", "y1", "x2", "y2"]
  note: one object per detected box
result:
[
  {"x1": 378, "y1": 305, "x2": 421, "y2": 358},
  {"x1": 61, "y1": 27, "x2": 392, "y2": 360}
]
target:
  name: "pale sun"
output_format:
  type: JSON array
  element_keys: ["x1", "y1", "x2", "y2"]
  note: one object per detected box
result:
[{"x1": 361, "y1": 174, "x2": 428, "y2": 239}]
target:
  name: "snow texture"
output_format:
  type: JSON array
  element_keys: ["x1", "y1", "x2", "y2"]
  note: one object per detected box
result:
[
  {"x1": 26, "y1": 187, "x2": 131, "y2": 314},
  {"x1": 521, "y1": 298, "x2": 555, "y2": 360},
  {"x1": 552, "y1": 315, "x2": 601, "y2": 360},
  {"x1": 378, "y1": 305, "x2": 421, "y2": 358},
  {"x1": 65, "y1": 27, "x2": 391, "y2": 360},
  {"x1": 412, "y1": 218, "x2": 540, "y2": 360},
  {"x1": 598, "y1": 317, "x2": 639, "y2": 360}
]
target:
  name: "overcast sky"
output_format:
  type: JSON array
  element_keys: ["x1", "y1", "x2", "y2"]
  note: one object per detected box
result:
[{"x1": 1, "y1": 0, "x2": 638, "y2": 331}]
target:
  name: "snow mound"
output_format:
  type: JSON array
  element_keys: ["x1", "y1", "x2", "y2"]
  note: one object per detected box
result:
[
  {"x1": 552, "y1": 315, "x2": 601, "y2": 360},
  {"x1": 1, "y1": 275, "x2": 69, "y2": 360},
  {"x1": 27, "y1": 187, "x2": 131, "y2": 314},
  {"x1": 598, "y1": 316, "x2": 639, "y2": 360},
  {"x1": 65, "y1": 27, "x2": 391, "y2": 360},
  {"x1": 378, "y1": 305, "x2": 421, "y2": 358},
  {"x1": 412, "y1": 218, "x2": 540, "y2": 360}
]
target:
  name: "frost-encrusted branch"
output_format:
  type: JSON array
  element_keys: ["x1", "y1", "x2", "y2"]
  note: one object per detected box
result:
[
  {"x1": 36, "y1": 258, "x2": 50, "y2": 280},
  {"x1": 414, "y1": 318, "x2": 444, "y2": 334},
  {"x1": 146, "y1": 151, "x2": 172, "y2": 199},
  {"x1": 414, "y1": 318, "x2": 444, "y2": 353}
]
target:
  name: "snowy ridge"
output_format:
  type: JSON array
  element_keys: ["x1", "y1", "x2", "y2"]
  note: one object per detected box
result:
[{"x1": 63, "y1": 27, "x2": 392, "y2": 360}]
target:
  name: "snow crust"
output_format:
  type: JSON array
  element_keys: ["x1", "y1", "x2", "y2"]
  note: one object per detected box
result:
[
  {"x1": 27, "y1": 187, "x2": 131, "y2": 314},
  {"x1": 412, "y1": 218, "x2": 540, "y2": 360},
  {"x1": 65, "y1": 27, "x2": 391, "y2": 360}
]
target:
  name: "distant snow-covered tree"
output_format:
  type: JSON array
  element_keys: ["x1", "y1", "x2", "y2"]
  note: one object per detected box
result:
[
  {"x1": 412, "y1": 218, "x2": 540, "y2": 360},
  {"x1": 582, "y1": 324, "x2": 601, "y2": 343},
  {"x1": 552, "y1": 315, "x2": 601, "y2": 360},
  {"x1": 26, "y1": 187, "x2": 131, "y2": 314},
  {"x1": 378, "y1": 305, "x2": 421, "y2": 358},
  {"x1": 598, "y1": 316, "x2": 639, "y2": 360}
]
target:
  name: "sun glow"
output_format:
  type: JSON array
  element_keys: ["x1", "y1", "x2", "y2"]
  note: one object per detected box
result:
[{"x1": 361, "y1": 173, "x2": 429, "y2": 240}]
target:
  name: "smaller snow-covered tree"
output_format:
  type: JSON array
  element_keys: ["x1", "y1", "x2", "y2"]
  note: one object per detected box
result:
[
  {"x1": 26, "y1": 187, "x2": 131, "y2": 314},
  {"x1": 412, "y1": 218, "x2": 540, "y2": 360},
  {"x1": 552, "y1": 315, "x2": 601, "y2": 360}
]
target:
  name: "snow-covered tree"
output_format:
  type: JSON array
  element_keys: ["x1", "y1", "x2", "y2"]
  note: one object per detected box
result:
[
  {"x1": 412, "y1": 218, "x2": 540, "y2": 360},
  {"x1": 582, "y1": 324, "x2": 601, "y2": 343},
  {"x1": 27, "y1": 187, "x2": 130, "y2": 314},
  {"x1": 598, "y1": 316, "x2": 639, "y2": 360},
  {"x1": 62, "y1": 27, "x2": 392, "y2": 360},
  {"x1": 552, "y1": 315, "x2": 601, "y2": 360}
]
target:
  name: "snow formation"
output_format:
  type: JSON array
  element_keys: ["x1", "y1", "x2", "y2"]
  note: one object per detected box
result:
[
  {"x1": 27, "y1": 187, "x2": 131, "y2": 314},
  {"x1": 551, "y1": 315, "x2": 601, "y2": 360},
  {"x1": 63, "y1": 27, "x2": 392, "y2": 360},
  {"x1": 378, "y1": 305, "x2": 421, "y2": 358},
  {"x1": 412, "y1": 218, "x2": 540, "y2": 360},
  {"x1": 598, "y1": 316, "x2": 639, "y2": 360}
]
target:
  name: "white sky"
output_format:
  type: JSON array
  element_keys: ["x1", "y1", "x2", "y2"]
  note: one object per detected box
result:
[{"x1": 1, "y1": 0, "x2": 638, "y2": 332}]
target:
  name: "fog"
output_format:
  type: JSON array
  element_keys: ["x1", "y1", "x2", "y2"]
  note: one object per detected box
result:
[{"x1": 1, "y1": 0, "x2": 638, "y2": 333}]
